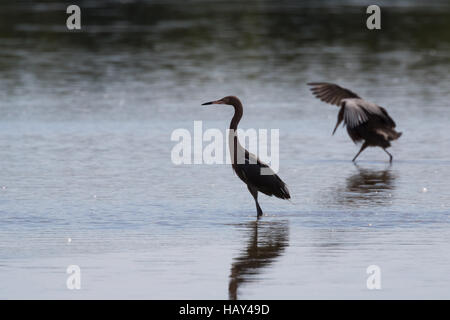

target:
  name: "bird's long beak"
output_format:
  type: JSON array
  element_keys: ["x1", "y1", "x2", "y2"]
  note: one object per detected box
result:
[
  {"x1": 332, "y1": 118, "x2": 343, "y2": 135},
  {"x1": 332, "y1": 124, "x2": 339, "y2": 135},
  {"x1": 202, "y1": 100, "x2": 223, "y2": 106}
]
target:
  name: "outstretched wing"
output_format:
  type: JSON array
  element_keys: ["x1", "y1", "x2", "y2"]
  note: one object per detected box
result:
[
  {"x1": 343, "y1": 99, "x2": 396, "y2": 129},
  {"x1": 308, "y1": 82, "x2": 361, "y2": 106}
]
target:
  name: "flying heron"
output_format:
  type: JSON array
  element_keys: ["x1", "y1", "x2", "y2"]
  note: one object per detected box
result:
[
  {"x1": 308, "y1": 82, "x2": 402, "y2": 162},
  {"x1": 202, "y1": 96, "x2": 290, "y2": 219}
]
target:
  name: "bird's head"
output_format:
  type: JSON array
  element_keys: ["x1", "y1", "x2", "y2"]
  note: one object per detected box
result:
[{"x1": 201, "y1": 96, "x2": 240, "y2": 107}]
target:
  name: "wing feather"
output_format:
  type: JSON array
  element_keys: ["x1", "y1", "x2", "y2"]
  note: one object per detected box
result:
[
  {"x1": 235, "y1": 151, "x2": 290, "y2": 200},
  {"x1": 343, "y1": 99, "x2": 395, "y2": 129},
  {"x1": 308, "y1": 82, "x2": 360, "y2": 106}
]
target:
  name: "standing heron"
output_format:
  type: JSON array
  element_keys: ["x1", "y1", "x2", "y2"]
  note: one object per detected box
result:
[
  {"x1": 308, "y1": 82, "x2": 402, "y2": 162},
  {"x1": 202, "y1": 96, "x2": 290, "y2": 219}
]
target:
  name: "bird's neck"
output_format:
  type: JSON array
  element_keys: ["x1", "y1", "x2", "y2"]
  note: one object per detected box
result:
[
  {"x1": 228, "y1": 100, "x2": 244, "y2": 166},
  {"x1": 229, "y1": 100, "x2": 243, "y2": 131}
]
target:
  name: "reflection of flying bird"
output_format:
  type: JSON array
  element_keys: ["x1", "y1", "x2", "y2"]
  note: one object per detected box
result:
[
  {"x1": 308, "y1": 83, "x2": 402, "y2": 162},
  {"x1": 336, "y1": 166, "x2": 396, "y2": 207},
  {"x1": 202, "y1": 96, "x2": 290, "y2": 219},
  {"x1": 346, "y1": 167, "x2": 394, "y2": 194}
]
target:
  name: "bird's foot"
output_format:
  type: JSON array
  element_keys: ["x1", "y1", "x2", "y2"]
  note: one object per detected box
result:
[{"x1": 257, "y1": 210, "x2": 263, "y2": 219}]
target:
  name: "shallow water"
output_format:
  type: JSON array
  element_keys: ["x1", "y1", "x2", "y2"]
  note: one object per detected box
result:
[{"x1": 0, "y1": 0, "x2": 449, "y2": 299}]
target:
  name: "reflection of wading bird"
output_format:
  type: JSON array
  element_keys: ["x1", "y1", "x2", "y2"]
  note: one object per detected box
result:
[
  {"x1": 202, "y1": 96, "x2": 290, "y2": 219},
  {"x1": 347, "y1": 167, "x2": 394, "y2": 193},
  {"x1": 308, "y1": 83, "x2": 402, "y2": 162},
  {"x1": 338, "y1": 166, "x2": 396, "y2": 207},
  {"x1": 228, "y1": 221, "x2": 288, "y2": 300}
]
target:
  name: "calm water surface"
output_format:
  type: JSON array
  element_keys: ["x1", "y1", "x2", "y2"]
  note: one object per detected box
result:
[{"x1": 0, "y1": 0, "x2": 449, "y2": 299}]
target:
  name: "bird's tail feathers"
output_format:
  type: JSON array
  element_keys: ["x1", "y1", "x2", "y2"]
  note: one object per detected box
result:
[
  {"x1": 389, "y1": 130, "x2": 402, "y2": 141},
  {"x1": 277, "y1": 182, "x2": 291, "y2": 200},
  {"x1": 379, "y1": 128, "x2": 402, "y2": 141}
]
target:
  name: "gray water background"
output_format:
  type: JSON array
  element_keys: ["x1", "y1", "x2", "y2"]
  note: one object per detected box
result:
[{"x1": 0, "y1": 0, "x2": 449, "y2": 299}]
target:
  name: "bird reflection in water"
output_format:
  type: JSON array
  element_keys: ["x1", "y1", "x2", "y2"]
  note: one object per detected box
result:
[
  {"x1": 338, "y1": 165, "x2": 396, "y2": 206},
  {"x1": 228, "y1": 221, "x2": 288, "y2": 300}
]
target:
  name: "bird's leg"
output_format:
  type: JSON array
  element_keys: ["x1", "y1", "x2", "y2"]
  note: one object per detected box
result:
[
  {"x1": 352, "y1": 142, "x2": 368, "y2": 162},
  {"x1": 383, "y1": 148, "x2": 393, "y2": 163},
  {"x1": 255, "y1": 200, "x2": 263, "y2": 219},
  {"x1": 248, "y1": 185, "x2": 263, "y2": 219}
]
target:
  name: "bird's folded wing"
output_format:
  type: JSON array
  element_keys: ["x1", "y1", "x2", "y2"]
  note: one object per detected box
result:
[
  {"x1": 242, "y1": 162, "x2": 290, "y2": 199},
  {"x1": 308, "y1": 82, "x2": 360, "y2": 106}
]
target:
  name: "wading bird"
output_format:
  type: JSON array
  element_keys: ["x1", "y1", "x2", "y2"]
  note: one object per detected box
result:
[
  {"x1": 202, "y1": 96, "x2": 290, "y2": 219},
  {"x1": 308, "y1": 82, "x2": 402, "y2": 162}
]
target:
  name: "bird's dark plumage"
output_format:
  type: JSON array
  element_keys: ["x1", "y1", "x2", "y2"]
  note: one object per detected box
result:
[
  {"x1": 234, "y1": 150, "x2": 290, "y2": 200},
  {"x1": 202, "y1": 96, "x2": 290, "y2": 218},
  {"x1": 308, "y1": 82, "x2": 360, "y2": 106},
  {"x1": 308, "y1": 82, "x2": 402, "y2": 162}
]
